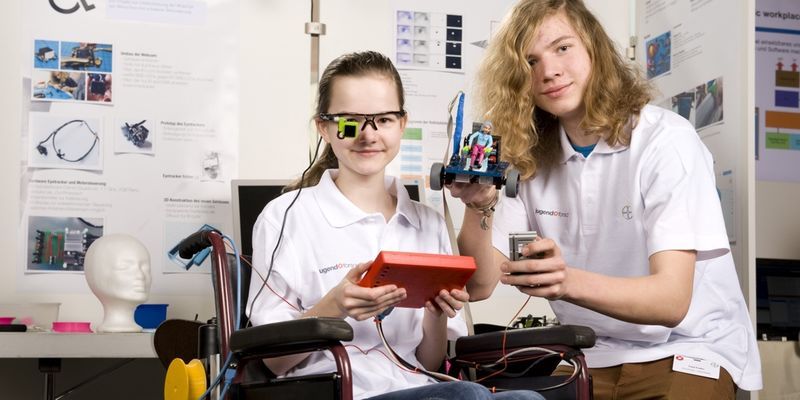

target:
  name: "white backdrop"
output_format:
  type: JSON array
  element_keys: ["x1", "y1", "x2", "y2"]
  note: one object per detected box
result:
[{"x1": 0, "y1": 0, "x2": 630, "y2": 327}]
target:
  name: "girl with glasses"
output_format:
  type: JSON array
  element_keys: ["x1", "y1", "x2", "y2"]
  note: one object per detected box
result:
[{"x1": 247, "y1": 50, "x2": 543, "y2": 400}]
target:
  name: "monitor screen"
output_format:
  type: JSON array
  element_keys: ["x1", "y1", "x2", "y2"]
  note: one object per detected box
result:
[
  {"x1": 756, "y1": 257, "x2": 800, "y2": 340},
  {"x1": 403, "y1": 179, "x2": 424, "y2": 202},
  {"x1": 231, "y1": 179, "x2": 291, "y2": 258},
  {"x1": 231, "y1": 178, "x2": 425, "y2": 257}
]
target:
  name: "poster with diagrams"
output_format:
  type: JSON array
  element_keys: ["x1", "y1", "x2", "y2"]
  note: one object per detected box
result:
[
  {"x1": 755, "y1": 0, "x2": 800, "y2": 183},
  {"x1": 637, "y1": 0, "x2": 747, "y2": 247},
  {"x1": 19, "y1": 0, "x2": 239, "y2": 294},
  {"x1": 395, "y1": 10, "x2": 464, "y2": 71},
  {"x1": 386, "y1": 1, "x2": 516, "y2": 223}
]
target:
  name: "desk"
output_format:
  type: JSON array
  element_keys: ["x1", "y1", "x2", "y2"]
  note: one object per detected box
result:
[
  {"x1": 0, "y1": 332, "x2": 156, "y2": 358},
  {"x1": 0, "y1": 332, "x2": 156, "y2": 400}
]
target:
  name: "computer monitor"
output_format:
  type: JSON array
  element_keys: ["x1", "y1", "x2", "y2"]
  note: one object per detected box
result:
[
  {"x1": 756, "y1": 257, "x2": 800, "y2": 340},
  {"x1": 231, "y1": 178, "x2": 425, "y2": 257},
  {"x1": 403, "y1": 178, "x2": 425, "y2": 202},
  {"x1": 231, "y1": 179, "x2": 291, "y2": 258}
]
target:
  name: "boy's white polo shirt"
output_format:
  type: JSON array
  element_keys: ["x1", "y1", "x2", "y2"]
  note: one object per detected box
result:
[
  {"x1": 492, "y1": 105, "x2": 762, "y2": 390},
  {"x1": 248, "y1": 170, "x2": 468, "y2": 399}
]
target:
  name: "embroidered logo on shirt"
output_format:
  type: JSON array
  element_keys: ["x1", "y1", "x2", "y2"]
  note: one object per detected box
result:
[
  {"x1": 534, "y1": 208, "x2": 569, "y2": 218},
  {"x1": 621, "y1": 205, "x2": 633, "y2": 220},
  {"x1": 318, "y1": 263, "x2": 357, "y2": 274}
]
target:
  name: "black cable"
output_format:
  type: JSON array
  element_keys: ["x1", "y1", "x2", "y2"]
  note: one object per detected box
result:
[
  {"x1": 53, "y1": 359, "x2": 134, "y2": 400},
  {"x1": 245, "y1": 135, "x2": 324, "y2": 327},
  {"x1": 36, "y1": 119, "x2": 99, "y2": 163},
  {"x1": 77, "y1": 217, "x2": 103, "y2": 229}
]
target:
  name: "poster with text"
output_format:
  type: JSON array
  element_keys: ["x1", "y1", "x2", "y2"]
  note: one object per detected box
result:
[
  {"x1": 755, "y1": 0, "x2": 800, "y2": 183},
  {"x1": 19, "y1": 0, "x2": 239, "y2": 295},
  {"x1": 386, "y1": 1, "x2": 516, "y2": 227},
  {"x1": 637, "y1": 0, "x2": 749, "y2": 271}
]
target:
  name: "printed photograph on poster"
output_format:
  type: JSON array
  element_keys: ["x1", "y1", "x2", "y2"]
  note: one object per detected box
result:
[
  {"x1": 398, "y1": 23, "x2": 412, "y2": 39},
  {"x1": 26, "y1": 216, "x2": 103, "y2": 273},
  {"x1": 33, "y1": 39, "x2": 59, "y2": 69},
  {"x1": 115, "y1": 118, "x2": 155, "y2": 155},
  {"x1": 415, "y1": 25, "x2": 429, "y2": 40},
  {"x1": 646, "y1": 31, "x2": 671, "y2": 79},
  {"x1": 397, "y1": 52, "x2": 412, "y2": 65},
  {"x1": 32, "y1": 70, "x2": 86, "y2": 101},
  {"x1": 397, "y1": 38, "x2": 412, "y2": 53},
  {"x1": 395, "y1": 9, "x2": 463, "y2": 72},
  {"x1": 670, "y1": 90, "x2": 696, "y2": 122},
  {"x1": 695, "y1": 77, "x2": 723, "y2": 129},
  {"x1": 397, "y1": 10, "x2": 413, "y2": 25},
  {"x1": 201, "y1": 151, "x2": 222, "y2": 181},
  {"x1": 163, "y1": 221, "x2": 216, "y2": 274},
  {"x1": 661, "y1": 76, "x2": 724, "y2": 130},
  {"x1": 413, "y1": 53, "x2": 430, "y2": 67},
  {"x1": 28, "y1": 114, "x2": 103, "y2": 171},
  {"x1": 60, "y1": 41, "x2": 113, "y2": 73},
  {"x1": 31, "y1": 39, "x2": 114, "y2": 104},
  {"x1": 87, "y1": 73, "x2": 113, "y2": 103}
]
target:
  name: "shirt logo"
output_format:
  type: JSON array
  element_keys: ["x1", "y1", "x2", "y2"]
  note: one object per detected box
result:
[
  {"x1": 534, "y1": 208, "x2": 569, "y2": 218},
  {"x1": 318, "y1": 263, "x2": 357, "y2": 274},
  {"x1": 621, "y1": 205, "x2": 633, "y2": 220}
]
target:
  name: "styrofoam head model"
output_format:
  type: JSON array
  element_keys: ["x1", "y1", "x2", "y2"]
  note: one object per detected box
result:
[{"x1": 84, "y1": 234, "x2": 152, "y2": 332}]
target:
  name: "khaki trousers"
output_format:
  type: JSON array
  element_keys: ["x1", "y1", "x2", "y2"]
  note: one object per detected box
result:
[{"x1": 554, "y1": 356, "x2": 735, "y2": 399}]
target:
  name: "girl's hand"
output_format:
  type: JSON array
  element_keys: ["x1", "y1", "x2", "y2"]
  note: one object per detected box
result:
[
  {"x1": 425, "y1": 287, "x2": 469, "y2": 318},
  {"x1": 329, "y1": 261, "x2": 407, "y2": 321}
]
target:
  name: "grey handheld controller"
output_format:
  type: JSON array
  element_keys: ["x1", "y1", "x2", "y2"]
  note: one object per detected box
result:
[{"x1": 508, "y1": 231, "x2": 538, "y2": 261}]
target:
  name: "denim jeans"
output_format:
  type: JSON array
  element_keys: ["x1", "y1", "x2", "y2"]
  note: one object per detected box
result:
[{"x1": 365, "y1": 381, "x2": 545, "y2": 400}]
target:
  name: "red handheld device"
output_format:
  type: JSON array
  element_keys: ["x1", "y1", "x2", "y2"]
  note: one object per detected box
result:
[{"x1": 357, "y1": 251, "x2": 476, "y2": 308}]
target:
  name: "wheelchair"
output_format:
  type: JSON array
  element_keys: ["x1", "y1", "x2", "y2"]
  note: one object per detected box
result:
[{"x1": 154, "y1": 228, "x2": 595, "y2": 399}]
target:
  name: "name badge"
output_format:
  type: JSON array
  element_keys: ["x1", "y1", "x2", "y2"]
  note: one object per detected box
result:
[{"x1": 671, "y1": 354, "x2": 720, "y2": 379}]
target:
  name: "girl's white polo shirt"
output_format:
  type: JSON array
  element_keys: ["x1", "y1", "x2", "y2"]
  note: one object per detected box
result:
[
  {"x1": 492, "y1": 105, "x2": 762, "y2": 390},
  {"x1": 248, "y1": 170, "x2": 467, "y2": 399}
]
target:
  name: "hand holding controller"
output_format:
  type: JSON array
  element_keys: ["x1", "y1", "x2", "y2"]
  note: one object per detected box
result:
[{"x1": 508, "y1": 231, "x2": 540, "y2": 261}]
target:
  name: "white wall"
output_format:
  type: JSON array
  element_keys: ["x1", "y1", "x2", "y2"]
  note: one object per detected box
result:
[
  {"x1": 239, "y1": 0, "x2": 631, "y2": 326},
  {"x1": 17, "y1": 1, "x2": 800, "y2": 399},
  {"x1": 0, "y1": 0, "x2": 631, "y2": 328}
]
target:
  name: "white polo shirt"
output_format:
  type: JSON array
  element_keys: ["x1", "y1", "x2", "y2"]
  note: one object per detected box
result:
[
  {"x1": 492, "y1": 105, "x2": 762, "y2": 390},
  {"x1": 248, "y1": 170, "x2": 467, "y2": 399}
]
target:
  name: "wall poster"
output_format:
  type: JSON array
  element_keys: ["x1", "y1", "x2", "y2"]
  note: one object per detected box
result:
[
  {"x1": 755, "y1": 0, "x2": 800, "y2": 183},
  {"x1": 19, "y1": 0, "x2": 239, "y2": 295}
]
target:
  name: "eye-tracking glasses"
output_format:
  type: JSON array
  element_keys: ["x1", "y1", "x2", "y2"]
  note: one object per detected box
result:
[{"x1": 319, "y1": 110, "x2": 406, "y2": 139}]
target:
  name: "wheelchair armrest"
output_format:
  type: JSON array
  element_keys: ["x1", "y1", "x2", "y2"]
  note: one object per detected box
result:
[
  {"x1": 455, "y1": 324, "x2": 595, "y2": 355},
  {"x1": 230, "y1": 317, "x2": 353, "y2": 359}
]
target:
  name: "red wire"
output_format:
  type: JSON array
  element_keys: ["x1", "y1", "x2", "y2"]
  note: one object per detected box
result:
[
  {"x1": 475, "y1": 295, "x2": 533, "y2": 383},
  {"x1": 344, "y1": 342, "x2": 423, "y2": 375},
  {"x1": 225, "y1": 242, "x2": 301, "y2": 313}
]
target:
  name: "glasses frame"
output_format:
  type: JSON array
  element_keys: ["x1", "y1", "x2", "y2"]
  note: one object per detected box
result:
[{"x1": 319, "y1": 110, "x2": 407, "y2": 139}]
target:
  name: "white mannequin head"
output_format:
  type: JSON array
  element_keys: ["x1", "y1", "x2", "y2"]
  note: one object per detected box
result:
[{"x1": 84, "y1": 234, "x2": 152, "y2": 332}]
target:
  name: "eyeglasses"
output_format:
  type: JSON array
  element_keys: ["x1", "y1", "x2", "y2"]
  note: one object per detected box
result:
[{"x1": 319, "y1": 110, "x2": 406, "y2": 139}]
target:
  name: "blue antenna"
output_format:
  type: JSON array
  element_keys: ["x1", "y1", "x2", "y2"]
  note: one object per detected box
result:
[{"x1": 452, "y1": 92, "x2": 465, "y2": 156}]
